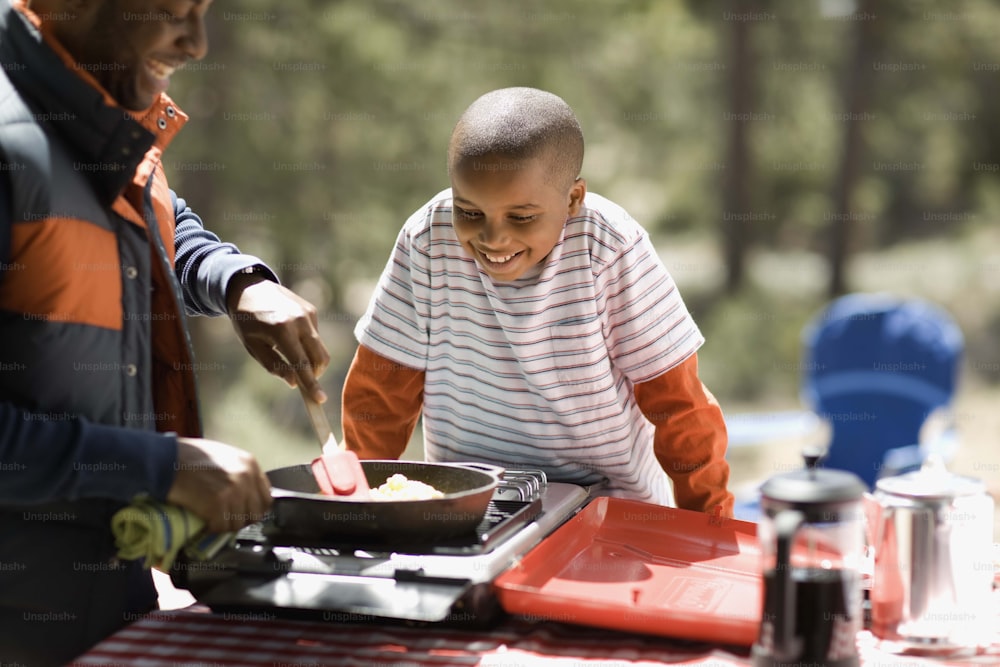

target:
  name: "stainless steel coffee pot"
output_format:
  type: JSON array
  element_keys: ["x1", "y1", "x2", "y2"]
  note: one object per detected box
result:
[
  {"x1": 752, "y1": 452, "x2": 867, "y2": 667},
  {"x1": 868, "y1": 456, "x2": 995, "y2": 655}
]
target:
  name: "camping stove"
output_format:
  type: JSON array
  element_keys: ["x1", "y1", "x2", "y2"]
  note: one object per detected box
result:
[{"x1": 171, "y1": 470, "x2": 590, "y2": 626}]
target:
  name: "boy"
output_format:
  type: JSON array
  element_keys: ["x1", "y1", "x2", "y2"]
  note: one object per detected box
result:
[{"x1": 341, "y1": 87, "x2": 732, "y2": 515}]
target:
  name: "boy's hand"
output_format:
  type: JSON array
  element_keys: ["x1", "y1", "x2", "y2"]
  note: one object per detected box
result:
[
  {"x1": 226, "y1": 276, "x2": 330, "y2": 403},
  {"x1": 167, "y1": 437, "x2": 272, "y2": 533}
]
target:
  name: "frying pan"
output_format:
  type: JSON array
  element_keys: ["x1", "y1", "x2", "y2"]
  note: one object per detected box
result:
[{"x1": 265, "y1": 460, "x2": 503, "y2": 541}]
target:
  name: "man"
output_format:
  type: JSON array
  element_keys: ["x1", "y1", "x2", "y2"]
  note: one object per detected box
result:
[{"x1": 0, "y1": 0, "x2": 330, "y2": 662}]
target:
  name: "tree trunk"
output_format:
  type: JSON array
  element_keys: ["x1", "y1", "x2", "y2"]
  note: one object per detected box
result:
[
  {"x1": 722, "y1": 0, "x2": 755, "y2": 294},
  {"x1": 827, "y1": 0, "x2": 878, "y2": 297}
]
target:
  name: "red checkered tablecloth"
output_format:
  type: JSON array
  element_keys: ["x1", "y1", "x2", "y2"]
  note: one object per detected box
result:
[{"x1": 71, "y1": 605, "x2": 1000, "y2": 667}]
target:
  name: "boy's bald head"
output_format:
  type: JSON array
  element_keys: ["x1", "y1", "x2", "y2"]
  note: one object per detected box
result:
[{"x1": 448, "y1": 87, "x2": 584, "y2": 192}]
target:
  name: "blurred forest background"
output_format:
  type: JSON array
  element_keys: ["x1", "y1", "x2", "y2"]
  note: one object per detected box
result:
[{"x1": 165, "y1": 0, "x2": 1000, "y2": 490}]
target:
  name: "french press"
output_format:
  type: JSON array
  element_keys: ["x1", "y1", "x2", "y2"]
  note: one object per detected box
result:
[{"x1": 751, "y1": 451, "x2": 867, "y2": 667}]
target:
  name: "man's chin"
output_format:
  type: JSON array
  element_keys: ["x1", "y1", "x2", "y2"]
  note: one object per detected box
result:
[
  {"x1": 112, "y1": 80, "x2": 159, "y2": 114},
  {"x1": 119, "y1": 94, "x2": 158, "y2": 114}
]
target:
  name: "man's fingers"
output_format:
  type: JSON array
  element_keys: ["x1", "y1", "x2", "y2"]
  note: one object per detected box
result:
[
  {"x1": 301, "y1": 329, "x2": 330, "y2": 381},
  {"x1": 276, "y1": 334, "x2": 328, "y2": 403},
  {"x1": 170, "y1": 438, "x2": 275, "y2": 533},
  {"x1": 246, "y1": 340, "x2": 298, "y2": 387},
  {"x1": 295, "y1": 369, "x2": 326, "y2": 404},
  {"x1": 230, "y1": 281, "x2": 331, "y2": 396}
]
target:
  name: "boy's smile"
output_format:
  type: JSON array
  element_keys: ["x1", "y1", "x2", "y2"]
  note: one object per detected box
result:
[{"x1": 450, "y1": 155, "x2": 586, "y2": 282}]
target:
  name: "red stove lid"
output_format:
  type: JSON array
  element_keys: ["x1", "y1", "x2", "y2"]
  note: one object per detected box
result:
[{"x1": 493, "y1": 497, "x2": 763, "y2": 645}]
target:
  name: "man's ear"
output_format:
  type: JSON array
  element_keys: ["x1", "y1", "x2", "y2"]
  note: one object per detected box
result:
[
  {"x1": 32, "y1": 0, "x2": 94, "y2": 45},
  {"x1": 567, "y1": 177, "x2": 587, "y2": 217}
]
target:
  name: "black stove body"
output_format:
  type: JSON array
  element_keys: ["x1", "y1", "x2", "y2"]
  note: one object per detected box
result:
[{"x1": 171, "y1": 470, "x2": 589, "y2": 626}]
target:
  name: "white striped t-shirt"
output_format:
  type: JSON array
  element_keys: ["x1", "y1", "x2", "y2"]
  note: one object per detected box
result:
[{"x1": 355, "y1": 189, "x2": 704, "y2": 504}]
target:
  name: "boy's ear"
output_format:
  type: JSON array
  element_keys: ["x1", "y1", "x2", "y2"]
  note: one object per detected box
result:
[{"x1": 567, "y1": 177, "x2": 587, "y2": 217}]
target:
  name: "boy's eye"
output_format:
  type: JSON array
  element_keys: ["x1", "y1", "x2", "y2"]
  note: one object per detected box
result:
[
  {"x1": 510, "y1": 214, "x2": 536, "y2": 223},
  {"x1": 455, "y1": 207, "x2": 482, "y2": 219}
]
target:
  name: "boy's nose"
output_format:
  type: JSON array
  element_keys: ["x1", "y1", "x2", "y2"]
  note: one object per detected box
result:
[{"x1": 479, "y1": 219, "x2": 509, "y2": 245}]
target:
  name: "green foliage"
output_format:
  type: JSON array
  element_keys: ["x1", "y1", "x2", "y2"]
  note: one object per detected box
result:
[
  {"x1": 688, "y1": 282, "x2": 818, "y2": 402},
  {"x1": 159, "y1": 0, "x2": 1000, "y2": 449}
]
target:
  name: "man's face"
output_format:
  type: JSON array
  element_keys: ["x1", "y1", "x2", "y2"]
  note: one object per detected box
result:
[
  {"x1": 57, "y1": 0, "x2": 212, "y2": 111},
  {"x1": 450, "y1": 155, "x2": 586, "y2": 282}
]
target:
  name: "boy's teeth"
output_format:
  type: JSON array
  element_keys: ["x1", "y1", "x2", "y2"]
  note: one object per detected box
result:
[{"x1": 486, "y1": 252, "x2": 514, "y2": 263}]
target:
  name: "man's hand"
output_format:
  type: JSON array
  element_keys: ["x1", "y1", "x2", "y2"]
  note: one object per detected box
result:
[
  {"x1": 166, "y1": 437, "x2": 272, "y2": 533},
  {"x1": 226, "y1": 274, "x2": 331, "y2": 403}
]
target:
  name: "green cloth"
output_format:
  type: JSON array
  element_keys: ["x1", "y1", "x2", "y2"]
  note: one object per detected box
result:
[{"x1": 112, "y1": 499, "x2": 234, "y2": 570}]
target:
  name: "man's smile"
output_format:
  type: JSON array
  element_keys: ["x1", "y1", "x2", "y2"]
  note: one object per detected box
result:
[{"x1": 146, "y1": 57, "x2": 181, "y2": 81}]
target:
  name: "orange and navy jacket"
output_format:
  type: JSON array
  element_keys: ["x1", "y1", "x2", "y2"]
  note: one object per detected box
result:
[
  {"x1": 0, "y1": 1, "x2": 276, "y2": 508},
  {"x1": 0, "y1": 2, "x2": 279, "y2": 653}
]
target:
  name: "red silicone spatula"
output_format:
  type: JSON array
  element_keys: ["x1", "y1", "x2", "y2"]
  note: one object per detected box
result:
[{"x1": 299, "y1": 385, "x2": 370, "y2": 499}]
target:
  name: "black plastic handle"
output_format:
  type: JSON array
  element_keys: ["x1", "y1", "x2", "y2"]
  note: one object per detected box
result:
[{"x1": 773, "y1": 508, "x2": 805, "y2": 660}]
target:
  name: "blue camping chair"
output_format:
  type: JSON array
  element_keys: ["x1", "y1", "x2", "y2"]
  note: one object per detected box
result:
[
  {"x1": 802, "y1": 292, "x2": 964, "y2": 489},
  {"x1": 730, "y1": 293, "x2": 964, "y2": 520}
]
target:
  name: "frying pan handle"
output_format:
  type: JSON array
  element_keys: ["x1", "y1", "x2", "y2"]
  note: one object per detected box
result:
[
  {"x1": 451, "y1": 462, "x2": 505, "y2": 480},
  {"x1": 269, "y1": 486, "x2": 296, "y2": 499}
]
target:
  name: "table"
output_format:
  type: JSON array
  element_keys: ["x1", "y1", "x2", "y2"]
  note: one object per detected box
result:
[{"x1": 72, "y1": 604, "x2": 1000, "y2": 667}]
